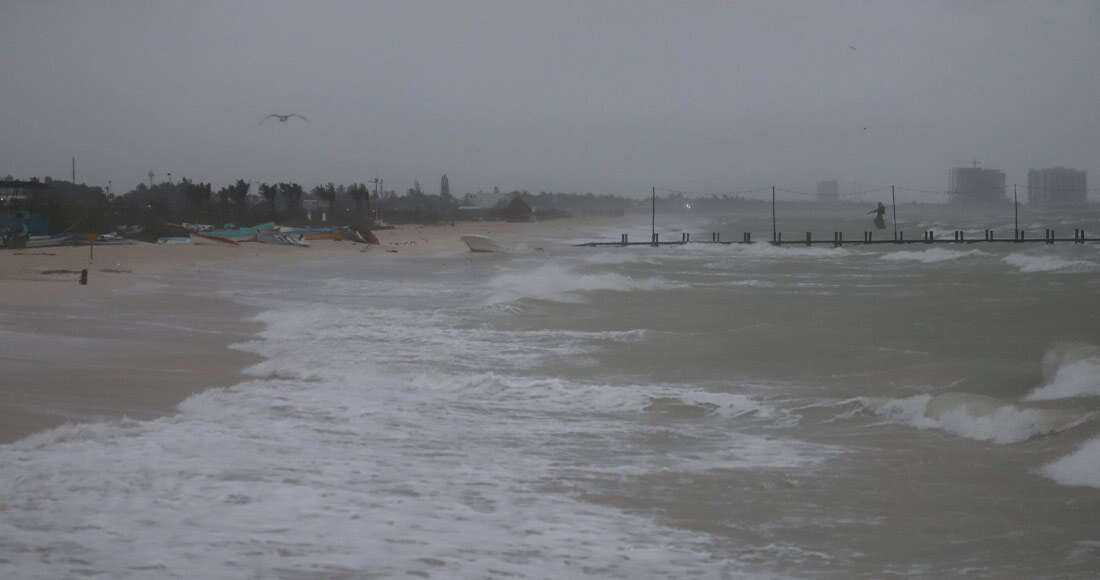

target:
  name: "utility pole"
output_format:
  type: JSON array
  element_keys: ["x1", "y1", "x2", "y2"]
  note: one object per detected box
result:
[
  {"x1": 370, "y1": 177, "x2": 379, "y2": 218},
  {"x1": 1014, "y1": 184, "x2": 1019, "y2": 240},
  {"x1": 71, "y1": 156, "x2": 75, "y2": 183},
  {"x1": 891, "y1": 185, "x2": 898, "y2": 241},
  {"x1": 771, "y1": 186, "x2": 777, "y2": 242},
  {"x1": 651, "y1": 186, "x2": 656, "y2": 246}
]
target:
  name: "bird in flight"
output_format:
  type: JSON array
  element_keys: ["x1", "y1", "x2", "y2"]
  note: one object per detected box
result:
[
  {"x1": 260, "y1": 113, "x2": 308, "y2": 124},
  {"x1": 848, "y1": 44, "x2": 857, "y2": 50}
]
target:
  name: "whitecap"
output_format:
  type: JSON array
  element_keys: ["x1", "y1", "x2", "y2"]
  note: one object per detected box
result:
[
  {"x1": 879, "y1": 248, "x2": 985, "y2": 264},
  {"x1": 1042, "y1": 436, "x2": 1100, "y2": 488},
  {"x1": 858, "y1": 392, "x2": 1092, "y2": 444},
  {"x1": 1003, "y1": 253, "x2": 1095, "y2": 273},
  {"x1": 485, "y1": 263, "x2": 681, "y2": 304},
  {"x1": 1025, "y1": 343, "x2": 1100, "y2": 401}
]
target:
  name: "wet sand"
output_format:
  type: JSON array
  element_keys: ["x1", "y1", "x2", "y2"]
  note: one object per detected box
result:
[
  {"x1": 0, "y1": 294, "x2": 263, "y2": 443},
  {"x1": 0, "y1": 217, "x2": 619, "y2": 442}
]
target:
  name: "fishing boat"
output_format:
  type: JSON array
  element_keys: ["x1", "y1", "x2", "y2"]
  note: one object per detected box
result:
[
  {"x1": 24, "y1": 234, "x2": 73, "y2": 248},
  {"x1": 460, "y1": 234, "x2": 503, "y2": 253},
  {"x1": 203, "y1": 222, "x2": 276, "y2": 242},
  {"x1": 278, "y1": 227, "x2": 350, "y2": 241},
  {"x1": 189, "y1": 232, "x2": 240, "y2": 246},
  {"x1": 257, "y1": 230, "x2": 310, "y2": 247}
]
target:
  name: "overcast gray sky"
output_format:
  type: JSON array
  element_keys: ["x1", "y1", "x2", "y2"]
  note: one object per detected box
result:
[{"x1": 2, "y1": 0, "x2": 1098, "y2": 200}]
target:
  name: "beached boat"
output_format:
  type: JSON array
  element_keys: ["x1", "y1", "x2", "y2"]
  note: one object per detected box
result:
[
  {"x1": 257, "y1": 230, "x2": 310, "y2": 247},
  {"x1": 277, "y1": 227, "x2": 351, "y2": 241},
  {"x1": 461, "y1": 234, "x2": 503, "y2": 253},
  {"x1": 24, "y1": 234, "x2": 73, "y2": 248},
  {"x1": 157, "y1": 236, "x2": 191, "y2": 244},
  {"x1": 189, "y1": 232, "x2": 240, "y2": 246},
  {"x1": 203, "y1": 222, "x2": 276, "y2": 242}
]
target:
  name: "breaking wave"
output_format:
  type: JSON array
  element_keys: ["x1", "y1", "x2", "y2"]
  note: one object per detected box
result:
[
  {"x1": 1042, "y1": 436, "x2": 1100, "y2": 488},
  {"x1": 854, "y1": 392, "x2": 1093, "y2": 444},
  {"x1": 1003, "y1": 253, "x2": 1095, "y2": 273},
  {"x1": 879, "y1": 248, "x2": 985, "y2": 263},
  {"x1": 486, "y1": 263, "x2": 681, "y2": 304},
  {"x1": 1025, "y1": 343, "x2": 1100, "y2": 401}
]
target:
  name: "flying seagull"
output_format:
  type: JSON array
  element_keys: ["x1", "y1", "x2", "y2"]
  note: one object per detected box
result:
[
  {"x1": 260, "y1": 113, "x2": 308, "y2": 124},
  {"x1": 848, "y1": 44, "x2": 857, "y2": 50}
]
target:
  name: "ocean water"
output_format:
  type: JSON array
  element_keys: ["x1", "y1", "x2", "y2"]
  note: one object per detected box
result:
[{"x1": 3, "y1": 206, "x2": 1100, "y2": 578}]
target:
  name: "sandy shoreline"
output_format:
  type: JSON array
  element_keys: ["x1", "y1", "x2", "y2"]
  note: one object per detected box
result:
[{"x1": 0, "y1": 217, "x2": 622, "y2": 443}]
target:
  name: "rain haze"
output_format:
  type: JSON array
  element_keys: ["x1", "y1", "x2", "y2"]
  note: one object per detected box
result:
[
  {"x1": 3, "y1": 1, "x2": 1098, "y2": 199},
  {"x1": 8, "y1": 3, "x2": 1100, "y2": 579}
]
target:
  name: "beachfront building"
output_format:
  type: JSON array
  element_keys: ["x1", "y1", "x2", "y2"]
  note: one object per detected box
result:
[
  {"x1": 816, "y1": 180, "x2": 839, "y2": 202},
  {"x1": 948, "y1": 166, "x2": 1006, "y2": 205},
  {"x1": 1028, "y1": 167, "x2": 1087, "y2": 207}
]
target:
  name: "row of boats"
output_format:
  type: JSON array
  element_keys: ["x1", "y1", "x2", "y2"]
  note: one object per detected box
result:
[
  {"x1": 161, "y1": 223, "x2": 370, "y2": 247},
  {"x1": 1, "y1": 223, "x2": 369, "y2": 249}
]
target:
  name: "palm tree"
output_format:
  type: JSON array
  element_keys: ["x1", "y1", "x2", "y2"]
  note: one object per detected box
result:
[
  {"x1": 278, "y1": 183, "x2": 304, "y2": 217},
  {"x1": 316, "y1": 183, "x2": 337, "y2": 215},
  {"x1": 259, "y1": 183, "x2": 278, "y2": 216},
  {"x1": 346, "y1": 183, "x2": 369, "y2": 217},
  {"x1": 228, "y1": 180, "x2": 250, "y2": 220}
]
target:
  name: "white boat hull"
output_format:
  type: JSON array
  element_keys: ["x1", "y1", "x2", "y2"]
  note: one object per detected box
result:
[{"x1": 461, "y1": 235, "x2": 503, "y2": 253}]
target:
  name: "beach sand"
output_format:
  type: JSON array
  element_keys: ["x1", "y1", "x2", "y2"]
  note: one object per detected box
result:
[{"x1": 0, "y1": 217, "x2": 621, "y2": 442}]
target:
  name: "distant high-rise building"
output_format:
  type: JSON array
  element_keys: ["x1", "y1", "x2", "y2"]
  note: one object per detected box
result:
[
  {"x1": 816, "y1": 180, "x2": 839, "y2": 202},
  {"x1": 440, "y1": 174, "x2": 450, "y2": 198},
  {"x1": 948, "y1": 165, "x2": 1006, "y2": 205},
  {"x1": 1028, "y1": 167, "x2": 1086, "y2": 207}
]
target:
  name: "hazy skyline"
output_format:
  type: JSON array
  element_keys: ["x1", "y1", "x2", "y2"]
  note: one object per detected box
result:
[{"x1": 2, "y1": 1, "x2": 1098, "y2": 200}]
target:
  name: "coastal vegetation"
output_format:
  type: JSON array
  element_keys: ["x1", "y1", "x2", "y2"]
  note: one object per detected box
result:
[{"x1": 1, "y1": 174, "x2": 636, "y2": 238}]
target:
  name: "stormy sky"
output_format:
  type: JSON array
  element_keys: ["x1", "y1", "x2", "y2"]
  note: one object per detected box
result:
[{"x1": 2, "y1": 1, "x2": 1097, "y2": 200}]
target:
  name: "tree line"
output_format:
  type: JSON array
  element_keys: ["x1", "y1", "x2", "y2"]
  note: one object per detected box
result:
[{"x1": 2, "y1": 174, "x2": 639, "y2": 236}]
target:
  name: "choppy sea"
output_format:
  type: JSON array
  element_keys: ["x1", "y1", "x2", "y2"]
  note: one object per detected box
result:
[{"x1": 3, "y1": 205, "x2": 1100, "y2": 578}]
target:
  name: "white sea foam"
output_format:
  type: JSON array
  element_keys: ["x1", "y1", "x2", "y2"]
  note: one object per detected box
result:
[
  {"x1": 1003, "y1": 253, "x2": 1095, "y2": 273},
  {"x1": 1042, "y1": 436, "x2": 1100, "y2": 488},
  {"x1": 1025, "y1": 343, "x2": 1100, "y2": 401},
  {"x1": 0, "y1": 296, "x2": 785, "y2": 579},
  {"x1": 582, "y1": 251, "x2": 657, "y2": 265},
  {"x1": 879, "y1": 248, "x2": 985, "y2": 263},
  {"x1": 859, "y1": 392, "x2": 1091, "y2": 444},
  {"x1": 734, "y1": 243, "x2": 850, "y2": 259},
  {"x1": 485, "y1": 262, "x2": 681, "y2": 304}
]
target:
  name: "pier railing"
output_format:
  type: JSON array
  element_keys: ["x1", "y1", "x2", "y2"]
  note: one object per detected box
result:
[{"x1": 578, "y1": 228, "x2": 1096, "y2": 247}]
